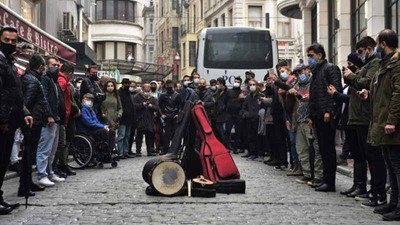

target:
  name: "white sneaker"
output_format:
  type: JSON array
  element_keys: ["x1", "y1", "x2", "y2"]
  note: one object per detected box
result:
[
  {"x1": 50, "y1": 174, "x2": 65, "y2": 183},
  {"x1": 38, "y1": 177, "x2": 55, "y2": 187}
]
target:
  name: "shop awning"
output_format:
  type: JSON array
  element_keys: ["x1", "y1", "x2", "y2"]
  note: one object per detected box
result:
[{"x1": 0, "y1": 3, "x2": 76, "y2": 64}]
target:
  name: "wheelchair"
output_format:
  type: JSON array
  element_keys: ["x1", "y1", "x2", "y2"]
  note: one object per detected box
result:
[{"x1": 68, "y1": 134, "x2": 118, "y2": 169}]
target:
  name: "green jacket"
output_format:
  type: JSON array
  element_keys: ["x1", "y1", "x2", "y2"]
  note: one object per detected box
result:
[
  {"x1": 101, "y1": 92, "x2": 122, "y2": 129},
  {"x1": 345, "y1": 57, "x2": 381, "y2": 125},
  {"x1": 368, "y1": 49, "x2": 400, "y2": 146}
]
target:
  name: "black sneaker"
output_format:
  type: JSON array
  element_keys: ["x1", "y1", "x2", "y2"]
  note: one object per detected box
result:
[
  {"x1": 355, "y1": 190, "x2": 372, "y2": 201},
  {"x1": 374, "y1": 203, "x2": 397, "y2": 215},
  {"x1": 361, "y1": 194, "x2": 387, "y2": 208},
  {"x1": 247, "y1": 155, "x2": 257, "y2": 160},
  {"x1": 9, "y1": 162, "x2": 21, "y2": 173},
  {"x1": 383, "y1": 207, "x2": 400, "y2": 221},
  {"x1": 296, "y1": 176, "x2": 312, "y2": 184}
]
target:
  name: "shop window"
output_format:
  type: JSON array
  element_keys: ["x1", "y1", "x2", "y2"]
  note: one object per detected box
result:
[{"x1": 351, "y1": 0, "x2": 368, "y2": 50}]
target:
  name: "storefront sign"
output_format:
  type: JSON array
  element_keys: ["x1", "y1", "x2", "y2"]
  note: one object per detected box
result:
[
  {"x1": 98, "y1": 69, "x2": 121, "y2": 83},
  {"x1": 0, "y1": 4, "x2": 76, "y2": 64}
]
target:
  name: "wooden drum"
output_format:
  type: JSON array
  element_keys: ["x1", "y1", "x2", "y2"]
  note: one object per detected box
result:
[{"x1": 142, "y1": 157, "x2": 186, "y2": 196}]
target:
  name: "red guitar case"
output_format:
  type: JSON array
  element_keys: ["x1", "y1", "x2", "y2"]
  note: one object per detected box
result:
[{"x1": 191, "y1": 104, "x2": 240, "y2": 181}]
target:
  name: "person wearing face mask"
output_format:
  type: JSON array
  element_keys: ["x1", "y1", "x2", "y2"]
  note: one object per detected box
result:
[
  {"x1": 342, "y1": 44, "x2": 385, "y2": 205},
  {"x1": 225, "y1": 76, "x2": 244, "y2": 154},
  {"x1": 158, "y1": 80, "x2": 182, "y2": 155},
  {"x1": 192, "y1": 72, "x2": 200, "y2": 89},
  {"x1": 117, "y1": 79, "x2": 135, "y2": 159},
  {"x1": 307, "y1": 43, "x2": 343, "y2": 192},
  {"x1": 77, "y1": 93, "x2": 114, "y2": 158},
  {"x1": 240, "y1": 80, "x2": 264, "y2": 160},
  {"x1": 133, "y1": 83, "x2": 159, "y2": 156},
  {"x1": 178, "y1": 75, "x2": 195, "y2": 104},
  {"x1": 101, "y1": 80, "x2": 122, "y2": 135},
  {"x1": 18, "y1": 54, "x2": 51, "y2": 197},
  {"x1": 214, "y1": 78, "x2": 228, "y2": 145},
  {"x1": 80, "y1": 66, "x2": 105, "y2": 120},
  {"x1": 365, "y1": 29, "x2": 400, "y2": 221},
  {"x1": 73, "y1": 77, "x2": 83, "y2": 108},
  {"x1": 150, "y1": 80, "x2": 160, "y2": 99},
  {"x1": 0, "y1": 26, "x2": 34, "y2": 214},
  {"x1": 35, "y1": 56, "x2": 66, "y2": 187},
  {"x1": 128, "y1": 81, "x2": 138, "y2": 155},
  {"x1": 208, "y1": 79, "x2": 218, "y2": 94},
  {"x1": 53, "y1": 63, "x2": 77, "y2": 178}
]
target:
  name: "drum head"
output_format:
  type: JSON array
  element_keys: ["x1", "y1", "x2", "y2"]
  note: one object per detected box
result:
[{"x1": 151, "y1": 161, "x2": 186, "y2": 196}]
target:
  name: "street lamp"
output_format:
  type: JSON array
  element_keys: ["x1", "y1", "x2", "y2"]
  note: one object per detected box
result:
[{"x1": 174, "y1": 52, "x2": 180, "y2": 83}]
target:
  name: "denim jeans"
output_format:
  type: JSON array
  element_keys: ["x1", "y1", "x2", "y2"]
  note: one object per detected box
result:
[
  {"x1": 117, "y1": 124, "x2": 132, "y2": 156},
  {"x1": 36, "y1": 124, "x2": 59, "y2": 180}
]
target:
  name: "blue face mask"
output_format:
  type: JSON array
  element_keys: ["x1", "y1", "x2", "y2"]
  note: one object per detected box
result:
[
  {"x1": 308, "y1": 58, "x2": 317, "y2": 68},
  {"x1": 298, "y1": 74, "x2": 309, "y2": 83},
  {"x1": 374, "y1": 46, "x2": 382, "y2": 59},
  {"x1": 280, "y1": 72, "x2": 289, "y2": 81}
]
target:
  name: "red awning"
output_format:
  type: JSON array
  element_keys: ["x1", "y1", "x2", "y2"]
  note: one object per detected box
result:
[{"x1": 0, "y1": 3, "x2": 76, "y2": 64}]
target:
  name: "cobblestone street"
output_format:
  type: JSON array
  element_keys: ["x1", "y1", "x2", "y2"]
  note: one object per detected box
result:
[{"x1": 0, "y1": 155, "x2": 395, "y2": 225}]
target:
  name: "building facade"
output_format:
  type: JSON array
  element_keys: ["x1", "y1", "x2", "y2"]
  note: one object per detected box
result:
[
  {"x1": 142, "y1": 1, "x2": 155, "y2": 64},
  {"x1": 278, "y1": 0, "x2": 400, "y2": 67},
  {"x1": 154, "y1": 0, "x2": 181, "y2": 82}
]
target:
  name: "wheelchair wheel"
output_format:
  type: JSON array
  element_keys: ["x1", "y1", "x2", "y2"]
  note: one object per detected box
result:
[{"x1": 68, "y1": 135, "x2": 94, "y2": 169}]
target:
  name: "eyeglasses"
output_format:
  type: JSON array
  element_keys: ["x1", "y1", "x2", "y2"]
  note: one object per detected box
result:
[{"x1": 307, "y1": 54, "x2": 314, "y2": 58}]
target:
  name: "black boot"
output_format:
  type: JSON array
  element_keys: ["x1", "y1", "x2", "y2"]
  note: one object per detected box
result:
[
  {"x1": 374, "y1": 203, "x2": 397, "y2": 215},
  {"x1": 383, "y1": 207, "x2": 400, "y2": 221},
  {"x1": 0, "y1": 200, "x2": 20, "y2": 209},
  {"x1": 340, "y1": 185, "x2": 356, "y2": 195},
  {"x1": 59, "y1": 165, "x2": 76, "y2": 176},
  {"x1": 315, "y1": 183, "x2": 335, "y2": 192},
  {"x1": 347, "y1": 188, "x2": 367, "y2": 198},
  {"x1": 0, "y1": 205, "x2": 12, "y2": 215}
]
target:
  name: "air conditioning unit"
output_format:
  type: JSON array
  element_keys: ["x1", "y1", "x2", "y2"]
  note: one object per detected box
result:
[{"x1": 62, "y1": 12, "x2": 75, "y2": 36}]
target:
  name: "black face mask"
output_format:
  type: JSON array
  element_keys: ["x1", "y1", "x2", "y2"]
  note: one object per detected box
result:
[
  {"x1": 151, "y1": 87, "x2": 157, "y2": 92},
  {"x1": 198, "y1": 86, "x2": 206, "y2": 92},
  {"x1": 124, "y1": 85, "x2": 129, "y2": 90},
  {"x1": 48, "y1": 66, "x2": 59, "y2": 80},
  {"x1": 90, "y1": 73, "x2": 98, "y2": 81},
  {"x1": 166, "y1": 86, "x2": 173, "y2": 92},
  {"x1": 0, "y1": 42, "x2": 16, "y2": 58}
]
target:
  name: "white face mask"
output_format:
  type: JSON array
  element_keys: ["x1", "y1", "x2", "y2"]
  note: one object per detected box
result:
[
  {"x1": 136, "y1": 87, "x2": 142, "y2": 92},
  {"x1": 210, "y1": 86, "x2": 217, "y2": 91},
  {"x1": 84, "y1": 100, "x2": 93, "y2": 108},
  {"x1": 249, "y1": 86, "x2": 257, "y2": 93},
  {"x1": 193, "y1": 78, "x2": 200, "y2": 84},
  {"x1": 233, "y1": 83, "x2": 240, "y2": 88},
  {"x1": 183, "y1": 81, "x2": 190, "y2": 87},
  {"x1": 76, "y1": 83, "x2": 81, "y2": 89},
  {"x1": 129, "y1": 87, "x2": 135, "y2": 93}
]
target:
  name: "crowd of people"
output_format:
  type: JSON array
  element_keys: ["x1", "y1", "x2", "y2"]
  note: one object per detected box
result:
[{"x1": 0, "y1": 25, "x2": 399, "y2": 221}]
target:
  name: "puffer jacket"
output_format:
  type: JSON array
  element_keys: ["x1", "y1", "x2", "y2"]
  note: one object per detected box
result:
[
  {"x1": 309, "y1": 59, "x2": 343, "y2": 121},
  {"x1": 344, "y1": 56, "x2": 380, "y2": 125},
  {"x1": 21, "y1": 69, "x2": 52, "y2": 126},
  {"x1": 368, "y1": 49, "x2": 400, "y2": 146}
]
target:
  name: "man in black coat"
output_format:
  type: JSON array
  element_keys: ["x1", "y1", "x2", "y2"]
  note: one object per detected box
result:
[
  {"x1": 214, "y1": 78, "x2": 228, "y2": 145},
  {"x1": 118, "y1": 78, "x2": 135, "y2": 158},
  {"x1": 240, "y1": 80, "x2": 264, "y2": 160},
  {"x1": 18, "y1": 54, "x2": 52, "y2": 196},
  {"x1": 0, "y1": 26, "x2": 33, "y2": 214},
  {"x1": 133, "y1": 83, "x2": 159, "y2": 156},
  {"x1": 80, "y1": 65, "x2": 105, "y2": 119},
  {"x1": 307, "y1": 43, "x2": 343, "y2": 192},
  {"x1": 224, "y1": 76, "x2": 244, "y2": 154},
  {"x1": 158, "y1": 80, "x2": 182, "y2": 155}
]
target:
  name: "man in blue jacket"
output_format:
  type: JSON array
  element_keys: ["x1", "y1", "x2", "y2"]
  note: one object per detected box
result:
[{"x1": 77, "y1": 93, "x2": 114, "y2": 157}]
